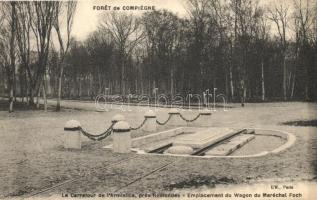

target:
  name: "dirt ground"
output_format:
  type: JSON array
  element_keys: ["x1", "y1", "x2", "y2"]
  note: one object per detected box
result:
[{"x1": 0, "y1": 101, "x2": 316, "y2": 198}]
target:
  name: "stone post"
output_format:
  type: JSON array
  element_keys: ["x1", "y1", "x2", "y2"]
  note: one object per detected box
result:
[
  {"x1": 168, "y1": 108, "x2": 185, "y2": 126},
  {"x1": 111, "y1": 114, "x2": 125, "y2": 124},
  {"x1": 112, "y1": 121, "x2": 131, "y2": 153},
  {"x1": 64, "y1": 120, "x2": 82, "y2": 149},
  {"x1": 110, "y1": 114, "x2": 125, "y2": 140},
  {"x1": 142, "y1": 110, "x2": 157, "y2": 132}
]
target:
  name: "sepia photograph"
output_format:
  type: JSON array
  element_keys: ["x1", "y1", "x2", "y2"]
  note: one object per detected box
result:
[{"x1": 0, "y1": 0, "x2": 316, "y2": 199}]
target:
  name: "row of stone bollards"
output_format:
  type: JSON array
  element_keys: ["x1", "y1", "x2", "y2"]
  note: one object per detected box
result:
[{"x1": 63, "y1": 109, "x2": 212, "y2": 153}]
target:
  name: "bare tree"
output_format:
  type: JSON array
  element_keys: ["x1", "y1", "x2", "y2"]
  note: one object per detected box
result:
[
  {"x1": 142, "y1": 10, "x2": 184, "y2": 97},
  {"x1": 53, "y1": 1, "x2": 77, "y2": 111},
  {"x1": 259, "y1": 16, "x2": 269, "y2": 101},
  {"x1": 15, "y1": 2, "x2": 32, "y2": 105},
  {"x1": 268, "y1": 2, "x2": 290, "y2": 100},
  {"x1": 99, "y1": 12, "x2": 144, "y2": 95},
  {"x1": 293, "y1": 0, "x2": 314, "y2": 99},
  {"x1": 185, "y1": 0, "x2": 210, "y2": 93},
  {"x1": 28, "y1": 2, "x2": 57, "y2": 110},
  {"x1": 0, "y1": 5, "x2": 10, "y2": 95},
  {"x1": 293, "y1": 0, "x2": 314, "y2": 43},
  {"x1": 9, "y1": 2, "x2": 17, "y2": 112},
  {"x1": 0, "y1": 2, "x2": 17, "y2": 112},
  {"x1": 210, "y1": 0, "x2": 235, "y2": 100},
  {"x1": 313, "y1": 2, "x2": 317, "y2": 41},
  {"x1": 226, "y1": 0, "x2": 262, "y2": 106}
]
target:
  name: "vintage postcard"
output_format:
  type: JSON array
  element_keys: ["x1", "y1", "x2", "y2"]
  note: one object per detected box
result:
[{"x1": 0, "y1": 0, "x2": 316, "y2": 199}]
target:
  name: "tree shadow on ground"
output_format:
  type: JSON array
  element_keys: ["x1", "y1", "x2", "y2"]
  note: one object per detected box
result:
[
  {"x1": 0, "y1": 100, "x2": 51, "y2": 111},
  {"x1": 164, "y1": 176, "x2": 236, "y2": 190},
  {"x1": 281, "y1": 120, "x2": 317, "y2": 127},
  {"x1": 0, "y1": 99, "x2": 87, "y2": 112}
]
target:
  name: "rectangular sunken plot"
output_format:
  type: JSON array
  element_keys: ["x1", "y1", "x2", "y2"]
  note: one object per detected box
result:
[
  {"x1": 173, "y1": 127, "x2": 234, "y2": 149},
  {"x1": 205, "y1": 134, "x2": 255, "y2": 156}
]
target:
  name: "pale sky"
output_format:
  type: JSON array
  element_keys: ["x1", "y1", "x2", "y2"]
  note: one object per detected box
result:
[
  {"x1": 72, "y1": 0, "x2": 296, "y2": 41},
  {"x1": 72, "y1": 0, "x2": 188, "y2": 40}
]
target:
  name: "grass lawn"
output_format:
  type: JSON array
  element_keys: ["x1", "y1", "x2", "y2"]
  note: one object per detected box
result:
[{"x1": 0, "y1": 100, "x2": 316, "y2": 198}]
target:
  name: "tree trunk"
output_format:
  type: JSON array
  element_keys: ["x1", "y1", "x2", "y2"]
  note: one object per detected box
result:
[
  {"x1": 88, "y1": 74, "x2": 92, "y2": 98},
  {"x1": 243, "y1": 86, "x2": 246, "y2": 107},
  {"x1": 148, "y1": 80, "x2": 151, "y2": 96},
  {"x1": 20, "y1": 74, "x2": 24, "y2": 103},
  {"x1": 229, "y1": 65, "x2": 234, "y2": 101},
  {"x1": 121, "y1": 68, "x2": 125, "y2": 96},
  {"x1": 29, "y1": 86, "x2": 34, "y2": 106},
  {"x1": 36, "y1": 89, "x2": 40, "y2": 109},
  {"x1": 9, "y1": 84, "x2": 14, "y2": 113},
  {"x1": 225, "y1": 72, "x2": 229, "y2": 100},
  {"x1": 291, "y1": 71, "x2": 296, "y2": 99},
  {"x1": 87, "y1": 78, "x2": 90, "y2": 97},
  {"x1": 36, "y1": 79, "x2": 42, "y2": 109},
  {"x1": 305, "y1": 84, "x2": 309, "y2": 101},
  {"x1": 98, "y1": 68, "x2": 102, "y2": 94},
  {"x1": 13, "y1": 70, "x2": 17, "y2": 102},
  {"x1": 108, "y1": 80, "x2": 111, "y2": 95},
  {"x1": 283, "y1": 55, "x2": 287, "y2": 100},
  {"x1": 8, "y1": 2, "x2": 16, "y2": 113},
  {"x1": 261, "y1": 59, "x2": 265, "y2": 101},
  {"x1": 170, "y1": 68, "x2": 174, "y2": 97},
  {"x1": 240, "y1": 80, "x2": 245, "y2": 107},
  {"x1": 26, "y1": 88, "x2": 28, "y2": 105},
  {"x1": 42, "y1": 78, "x2": 47, "y2": 112},
  {"x1": 56, "y1": 63, "x2": 64, "y2": 111},
  {"x1": 25, "y1": 72, "x2": 29, "y2": 106},
  {"x1": 79, "y1": 78, "x2": 82, "y2": 99}
]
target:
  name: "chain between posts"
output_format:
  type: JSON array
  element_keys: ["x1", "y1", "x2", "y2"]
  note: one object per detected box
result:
[
  {"x1": 79, "y1": 123, "x2": 115, "y2": 141},
  {"x1": 179, "y1": 113, "x2": 201, "y2": 122},
  {"x1": 156, "y1": 112, "x2": 202, "y2": 125},
  {"x1": 156, "y1": 114, "x2": 172, "y2": 125},
  {"x1": 130, "y1": 118, "x2": 148, "y2": 130},
  {"x1": 78, "y1": 111, "x2": 203, "y2": 140}
]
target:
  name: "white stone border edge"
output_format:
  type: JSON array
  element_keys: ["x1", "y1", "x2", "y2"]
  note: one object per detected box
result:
[{"x1": 133, "y1": 127, "x2": 297, "y2": 159}]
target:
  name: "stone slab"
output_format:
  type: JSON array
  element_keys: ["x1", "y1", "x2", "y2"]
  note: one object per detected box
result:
[
  {"x1": 140, "y1": 138, "x2": 174, "y2": 153},
  {"x1": 131, "y1": 127, "x2": 184, "y2": 148},
  {"x1": 205, "y1": 134, "x2": 255, "y2": 156},
  {"x1": 173, "y1": 127, "x2": 234, "y2": 149},
  {"x1": 103, "y1": 127, "x2": 184, "y2": 150}
]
